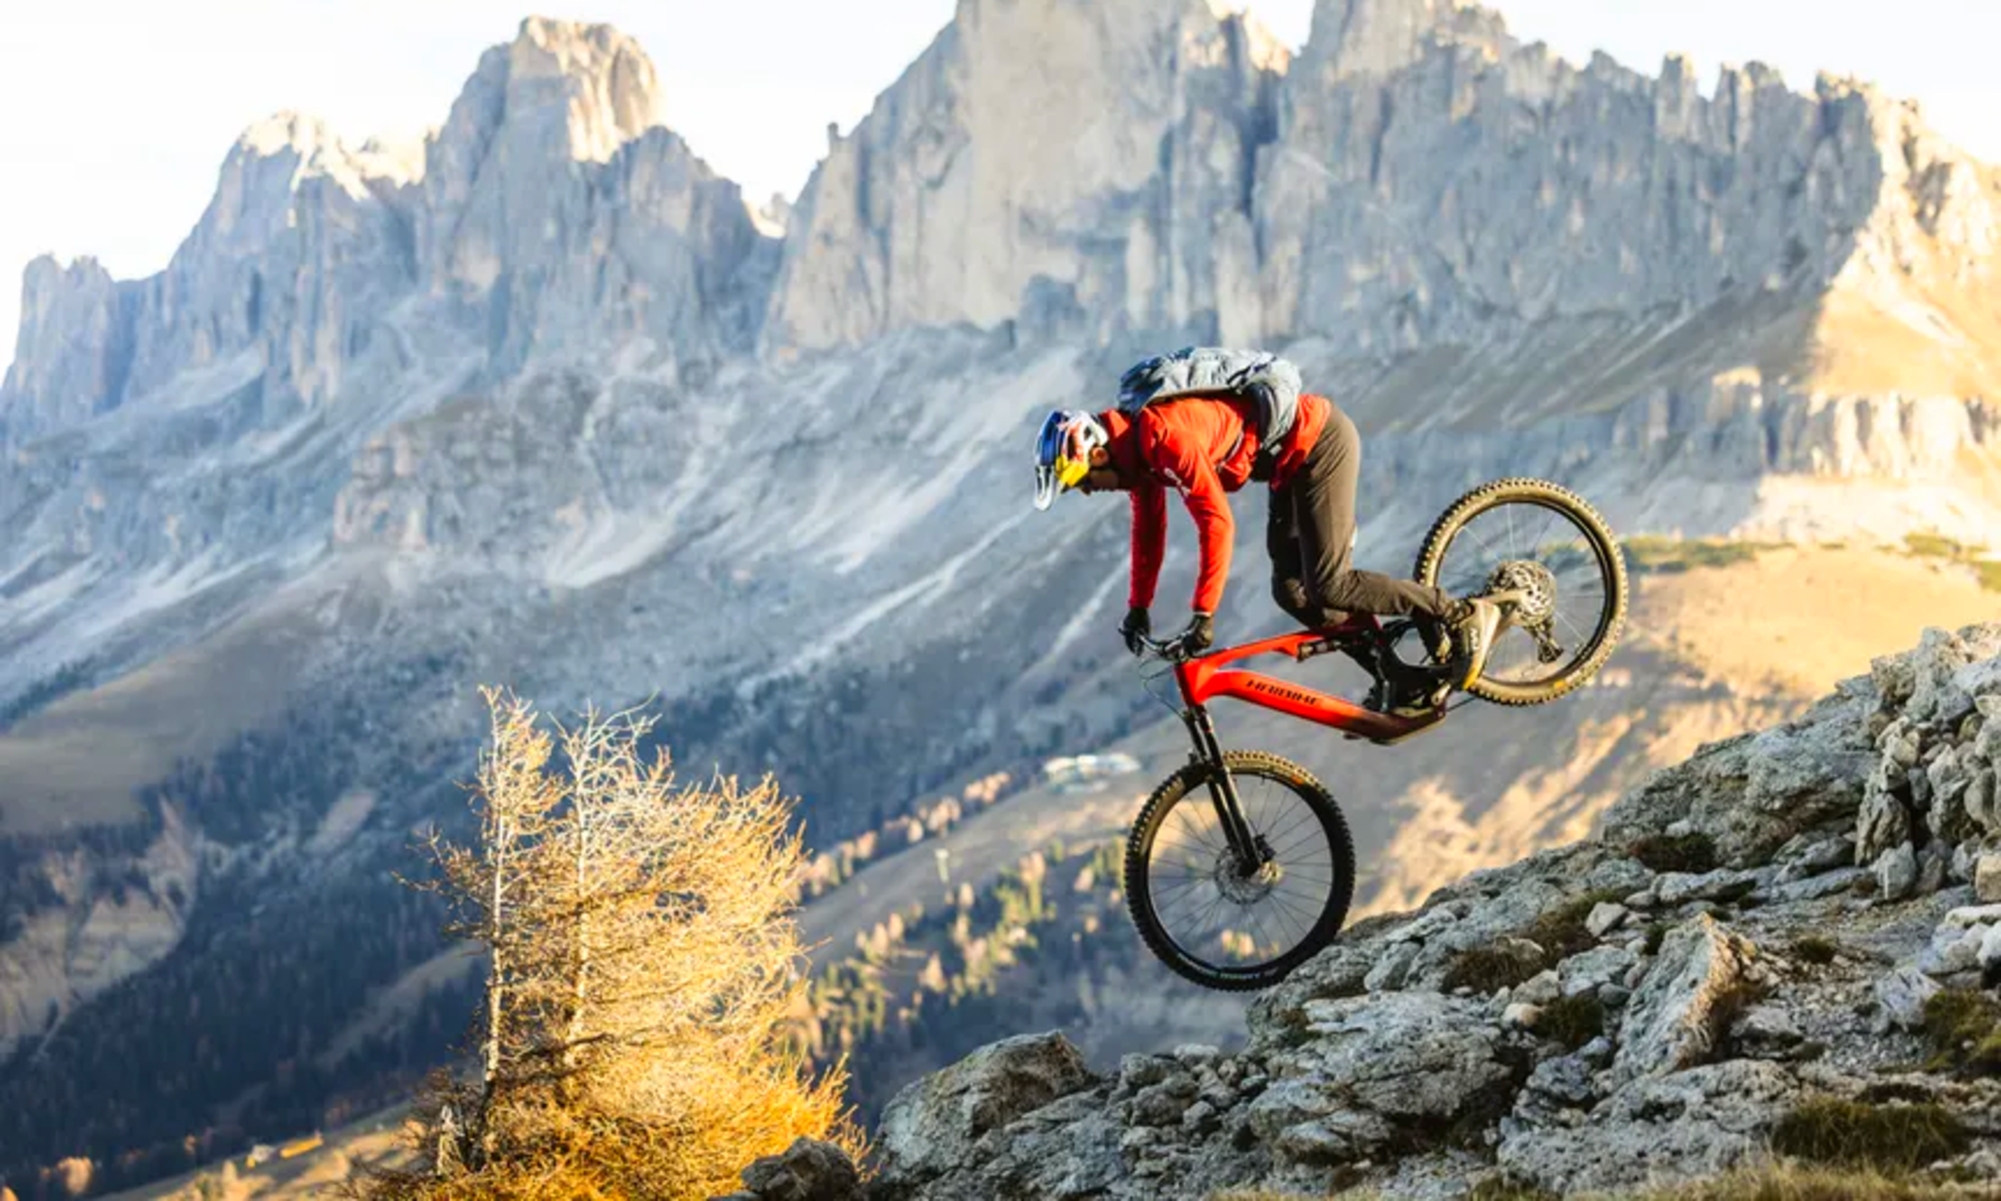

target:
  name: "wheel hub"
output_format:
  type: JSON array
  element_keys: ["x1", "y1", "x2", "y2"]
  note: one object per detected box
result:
[
  {"x1": 1487, "y1": 559, "x2": 1558, "y2": 626},
  {"x1": 1215, "y1": 849, "x2": 1283, "y2": 904}
]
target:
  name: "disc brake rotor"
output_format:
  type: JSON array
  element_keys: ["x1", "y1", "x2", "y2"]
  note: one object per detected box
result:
[{"x1": 1214, "y1": 847, "x2": 1282, "y2": 904}]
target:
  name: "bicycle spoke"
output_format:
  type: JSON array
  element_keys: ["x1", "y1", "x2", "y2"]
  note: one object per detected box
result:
[
  {"x1": 1244, "y1": 906, "x2": 1282, "y2": 960},
  {"x1": 1270, "y1": 824, "x2": 1336, "y2": 865},
  {"x1": 1261, "y1": 888, "x2": 1320, "y2": 932},
  {"x1": 1256, "y1": 799, "x2": 1319, "y2": 853}
]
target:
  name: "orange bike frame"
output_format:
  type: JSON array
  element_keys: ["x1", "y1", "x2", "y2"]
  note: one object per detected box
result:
[{"x1": 1170, "y1": 619, "x2": 1447, "y2": 747}]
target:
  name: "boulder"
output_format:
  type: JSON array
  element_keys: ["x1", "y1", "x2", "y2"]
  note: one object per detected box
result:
[
  {"x1": 1248, "y1": 991, "x2": 1522, "y2": 1166},
  {"x1": 1613, "y1": 916, "x2": 1758, "y2": 1081},
  {"x1": 1499, "y1": 1060, "x2": 1800, "y2": 1194},
  {"x1": 733, "y1": 1138, "x2": 864, "y2": 1201},
  {"x1": 873, "y1": 1032, "x2": 1099, "y2": 1193}
]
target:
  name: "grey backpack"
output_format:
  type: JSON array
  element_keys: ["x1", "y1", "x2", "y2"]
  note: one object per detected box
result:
[{"x1": 1115, "y1": 347, "x2": 1302, "y2": 447}]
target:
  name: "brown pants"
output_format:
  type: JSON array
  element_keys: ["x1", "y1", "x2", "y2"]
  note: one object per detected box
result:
[{"x1": 1268, "y1": 403, "x2": 1452, "y2": 629}]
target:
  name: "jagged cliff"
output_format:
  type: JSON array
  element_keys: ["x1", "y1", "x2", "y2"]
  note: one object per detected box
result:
[
  {"x1": 715, "y1": 624, "x2": 2001, "y2": 1200},
  {"x1": 1, "y1": 2, "x2": 1999, "y2": 1191}
]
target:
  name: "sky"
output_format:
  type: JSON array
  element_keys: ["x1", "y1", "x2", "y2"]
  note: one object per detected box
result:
[{"x1": 4, "y1": 0, "x2": 2001, "y2": 373}]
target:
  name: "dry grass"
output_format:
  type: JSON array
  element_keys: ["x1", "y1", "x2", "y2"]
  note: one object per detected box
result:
[
  {"x1": 1769, "y1": 1098, "x2": 1970, "y2": 1175},
  {"x1": 1627, "y1": 832, "x2": 1720, "y2": 874},
  {"x1": 1622, "y1": 537, "x2": 1777, "y2": 575},
  {"x1": 1540, "y1": 993, "x2": 1607, "y2": 1050},
  {"x1": 1442, "y1": 943, "x2": 1545, "y2": 993},
  {"x1": 1920, "y1": 989, "x2": 2001, "y2": 1077}
]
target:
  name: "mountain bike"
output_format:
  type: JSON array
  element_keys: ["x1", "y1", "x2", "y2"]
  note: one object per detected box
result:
[{"x1": 1123, "y1": 478, "x2": 1629, "y2": 990}]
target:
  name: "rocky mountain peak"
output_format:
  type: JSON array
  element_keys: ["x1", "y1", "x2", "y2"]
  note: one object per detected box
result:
[
  {"x1": 765, "y1": 0, "x2": 1289, "y2": 351},
  {"x1": 504, "y1": 16, "x2": 665, "y2": 163},
  {"x1": 1301, "y1": 0, "x2": 1508, "y2": 77}
]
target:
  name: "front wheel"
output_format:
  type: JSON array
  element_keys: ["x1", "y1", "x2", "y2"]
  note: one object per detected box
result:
[
  {"x1": 1414, "y1": 477, "x2": 1629, "y2": 706},
  {"x1": 1125, "y1": 751, "x2": 1356, "y2": 991}
]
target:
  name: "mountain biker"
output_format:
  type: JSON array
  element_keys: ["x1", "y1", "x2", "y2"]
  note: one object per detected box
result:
[{"x1": 1032, "y1": 364, "x2": 1505, "y2": 716}]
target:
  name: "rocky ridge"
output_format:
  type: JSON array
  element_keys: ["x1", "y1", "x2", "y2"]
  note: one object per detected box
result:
[{"x1": 720, "y1": 623, "x2": 2001, "y2": 1199}]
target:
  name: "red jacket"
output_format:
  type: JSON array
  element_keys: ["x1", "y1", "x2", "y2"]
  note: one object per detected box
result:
[{"x1": 1106, "y1": 393, "x2": 1330, "y2": 615}]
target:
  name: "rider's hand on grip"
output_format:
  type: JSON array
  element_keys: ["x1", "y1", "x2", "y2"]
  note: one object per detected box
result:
[
  {"x1": 1172, "y1": 611, "x2": 1214, "y2": 656},
  {"x1": 1120, "y1": 606, "x2": 1151, "y2": 657}
]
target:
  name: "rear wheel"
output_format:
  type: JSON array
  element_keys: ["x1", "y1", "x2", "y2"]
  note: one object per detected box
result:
[
  {"x1": 1414, "y1": 477, "x2": 1628, "y2": 706},
  {"x1": 1125, "y1": 751, "x2": 1355, "y2": 991}
]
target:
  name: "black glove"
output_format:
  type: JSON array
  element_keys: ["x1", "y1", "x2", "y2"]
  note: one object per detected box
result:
[
  {"x1": 1171, "y1": 611, "x2": 1215, "y2": 656},
  {"x1": 1119, "y1": 606, "x2": 1151, "y2": 657}
]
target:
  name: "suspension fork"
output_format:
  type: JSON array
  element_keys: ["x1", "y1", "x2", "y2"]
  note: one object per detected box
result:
[{"x1": 1180, "y1": 704, "x2": 1267, "y2": 873}]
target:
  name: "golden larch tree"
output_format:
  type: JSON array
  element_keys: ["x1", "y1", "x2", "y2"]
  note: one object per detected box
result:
[{"x1": 360, "y1": 688, "x2": 859, "y2": 1201}]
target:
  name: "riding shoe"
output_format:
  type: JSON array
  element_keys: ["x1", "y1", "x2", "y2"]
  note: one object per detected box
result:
[{"x1": 1444, "y1": 597, "x2": 1507, "y2": 690}]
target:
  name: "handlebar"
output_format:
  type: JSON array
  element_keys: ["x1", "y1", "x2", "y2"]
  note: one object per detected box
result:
[{"x1": 1132, "y1": 633, "x2": 1195, "y2": 664}]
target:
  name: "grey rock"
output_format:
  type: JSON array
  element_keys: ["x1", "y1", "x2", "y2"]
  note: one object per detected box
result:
[
  {"x1": 1498, "y1": 1060, "x2": 1801, "y2": 1194},
  {"x1": 1265, "y1": 1104, "x2": 1397, "y2": 1166},
  {"x1": 1381, "y1": 904, "x2": 1466, "y2": 945},
  {"x1": 1613, "y1": 915, "x2": 1757, "y2": 1080},
  {"x1": 1250, "y1": 992, "x2": 1519, "y2": 1166},
  {"x1": 1879, "y1": 718, "x2": 1924, "y2": 769},
  {"x1": 874, "y1": 1032, "x2": 1097, "y2": 1191},
  {"x1": 1654, "y1": 868, "x2": 1767, "y2": 907},
  {"x1": 1510, "y1": 1053, "x2": 1600, "y2": 1128},
  {"x1": 1773, "y1": 834, "x2": 1854, "y2": 880},
  {"x1": 1917, "y1": 843, "x2": 1952, "y2": 895},
  {"x1": 1365, "y1": 940, "x2": 1423, "y2": 993},
  {"x1": 1941, "y1": 903, "x2": 2001, "y2": 929},
  {"x1": 737, "y1": 1137, "x2": 864, "y2": 1201},
  {"x1": 1732, "y1": 1005, "x2": 1803, "y2": 1050},
  {"x1": 1586, "y1": 902, "x2": 1631, "y2": 937},
  {"x1": 1512, "y1": 971, "x2": 1562, "y2": 1007},
  {"x1": 1952, "y1": 840, "x2": 1978, "y2": 886},
  {"x1": 1561, "y1": 946, "x2": 1640, "y2": 998},
  {"x1": 1249, "y1": 943, "x2": 1376, "y2": 1044},
  {"x1": 1904, "y1": 627, "x2": 2001, "y2": 727},
  {"x1": 1129, "y1": 1075, "x2": 1198, "y2": 1126},
  {"x1": 1875, "y1": 843, "x2": 1920, "y2": 902},
  {"x1": 1600, "y1": 699, "x2": 1875, "y2": 869},
  {"x1": 1919, "y1": 923, "x2": 1985, "y2": 976},
  {"x1": 1969, "y1": 771, "x2": 2001, "y2": 835},
  {"x1": 1975, "y1": 851, "x2": 2001, "y2": 903},
  {"x1": 1876, "y1": 966, "x2": 1943, "y2": 1032},
  {"x1": 1858, "y1": 777, "x2": 1915, "y2": 865},
  {"x1": 1117, "y1": 1054, "x2": 1173, "y2": 1094},
  {"x1": 1763, "y1": 867, "x2": 1871, "y2": 904}
]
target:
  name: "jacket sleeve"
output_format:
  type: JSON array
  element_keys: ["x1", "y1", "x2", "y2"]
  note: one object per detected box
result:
[
  {"x1": 1140, "y1": 416, "x2": 1233, "y2": 615},
  {"x1": 1128, "y1": 484, "x2": 1168, "y2": 610}
]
